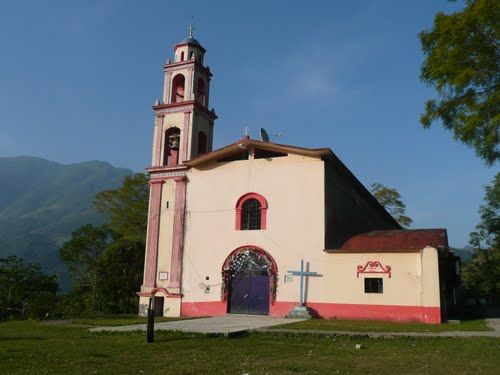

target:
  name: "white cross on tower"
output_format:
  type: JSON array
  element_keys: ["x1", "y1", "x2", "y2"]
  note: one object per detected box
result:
[{"x1": 188, "y1": 23, "x2": 195, "y2": 38}]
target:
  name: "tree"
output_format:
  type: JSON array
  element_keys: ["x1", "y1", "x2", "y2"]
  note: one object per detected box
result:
[
  {"x1": 468, "y1": 173, "x2": 499, "y2": 249},
  {"x1": 59, "y1": 224, "x2": 116, "y2": 314},
  {"x1": 98, "y1": 238, "x2": 145, "y2": 314},
  {"x1": 463, "y1": 173, "x2": 500, "y2": 301},
  {"x1": 93, "y1": 173, "x2": 149, "y2": 244},
  {"x1": 461, "y1": 247, "x2": 500, "y2": 302},
  {"x1": 0, "y1": 256, "x2": 59, "y2": 320},
  {"x1": 371, "y1": 183, "x2": 413, "y2": 227},
  {"x1": 419, "y1": 0, "x2": 499, "y2": 165},
  {"x1": 92, "y1": 173, "x2": 149, "y2": 313},
  {"x1": 59, "y1": 174, "x2": 149, "y2": 316}
]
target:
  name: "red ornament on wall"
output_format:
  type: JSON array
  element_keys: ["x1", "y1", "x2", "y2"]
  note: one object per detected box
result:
[{"x1": 356, "y1": 261, "x2": 392, "y2": 278}]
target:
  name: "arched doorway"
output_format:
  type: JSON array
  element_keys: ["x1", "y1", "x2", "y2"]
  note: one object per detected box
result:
[{"x1": 222, "y1": 246, "x2": 277, "y2": 315}]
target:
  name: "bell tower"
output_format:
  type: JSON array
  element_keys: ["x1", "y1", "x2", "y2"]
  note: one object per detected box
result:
[
  {"x1": 151, "y1": 25, "x2": 217, "y2": 168},
  {"x1": 139, "y1": 27, "x2": 217, "y2": 317}
]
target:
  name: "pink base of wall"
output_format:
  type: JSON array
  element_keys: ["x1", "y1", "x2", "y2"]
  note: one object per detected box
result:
[{"x1": 181, "y1": 301, "x2": 441, "y2": 324}]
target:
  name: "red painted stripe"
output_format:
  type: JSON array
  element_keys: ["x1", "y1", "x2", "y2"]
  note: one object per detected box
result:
[
  {"x1": 181, "y1": 301, "x2": 227, "y2": 317},
  {"x1": 182, "y1": 301, "x2": 441, "y2": 324}
]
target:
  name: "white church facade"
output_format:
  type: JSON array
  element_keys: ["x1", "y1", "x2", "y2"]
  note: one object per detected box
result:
[{"x1": 138, "y1": 32, "x2": 460, "y2": 324}]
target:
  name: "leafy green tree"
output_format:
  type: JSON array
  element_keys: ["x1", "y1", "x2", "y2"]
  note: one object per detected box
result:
[
  {"x1": 59, "y1": 174, "x2": 149, "y2": 316},
  {"x1": 463, "y1": 173, "x2": 500, "y2": 301},
  {"x1": 59, "y1": 224, "x2": 116, "y2": 314},
  {"x1": 94, "y1": 173, "x2": 149, "y2": 244},
  {"x1": 419, "y1": 0, "x2": 499, "y2": 165},
  {"x1": 371, "y1": 183, "x2": 413, "y2": 227},
  {"x1": 461, "y1": 247, "x2": 500, "y2": 302},
  {"x1": 98, "y1": 239, "x2": 145, "y2": 314},
  {"x1": 468, "y1": 173, "x2": 499, "y2": 249},
  {"x1": 0, "y1": 256, "x2": 59, "y2": 320},
  {"x1": 93, "y1": 173, "x2": 149, "y2": 314}
]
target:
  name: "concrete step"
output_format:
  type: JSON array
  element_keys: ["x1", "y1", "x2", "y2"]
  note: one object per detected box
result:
[{"x1": 286, "y1": 306, "x2": 313, "y2": 319}]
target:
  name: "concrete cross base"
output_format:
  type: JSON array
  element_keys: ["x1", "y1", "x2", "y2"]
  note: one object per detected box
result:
[{"x1": 286, "y1": 305, "x2": 313, "y2": 319}]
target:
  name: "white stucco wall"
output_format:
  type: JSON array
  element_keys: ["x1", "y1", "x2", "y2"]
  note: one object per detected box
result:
[{"x1": 180, "y1": 153, "x2": 325, "y2": 302}]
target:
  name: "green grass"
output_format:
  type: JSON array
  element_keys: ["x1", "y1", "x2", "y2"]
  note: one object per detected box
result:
[
  {"x1": 271, "y1": 318, "x2": 491, "y2": 332},
  {"x1": 0, "y1": 320, "x2": 499, "y2": 374},
  {"x1": 70, "y1": 314, "x2": 191, "y2": 327}
]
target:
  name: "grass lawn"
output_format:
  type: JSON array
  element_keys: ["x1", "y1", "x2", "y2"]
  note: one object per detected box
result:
[
  {"x1": 271, "y1": 318, "x2": 491, "y2": 332},
  {"x1": 71, "y1": 314, "x2": 192, "y2": 327},
  {"x1": 1, "y1": 320, "x2": 499, "y2": 374}
]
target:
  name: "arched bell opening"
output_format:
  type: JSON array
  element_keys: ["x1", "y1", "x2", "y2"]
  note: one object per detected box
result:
[
  {"x1": 197, "y1": 77, "x2": 206, "y2": 106},
  {"x1": 163, "y1": 127, "x2": 181, "y2": 166},
  {"x1": 171, "y1": 74, "x2": 185, "y2": 103}
]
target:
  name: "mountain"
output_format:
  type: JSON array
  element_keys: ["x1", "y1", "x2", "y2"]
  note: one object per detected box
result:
[
  {"x1": 0, "y1": 156, "x2": 133, "y2": 289},
  {"x1": 451, "y1": 246, "x2": 475, "y2": 262}
]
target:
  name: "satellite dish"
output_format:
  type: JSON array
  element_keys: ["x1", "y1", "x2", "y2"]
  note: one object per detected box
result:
[{"x1": 259, "y1": 128, "x2": 270, "y2": 142}]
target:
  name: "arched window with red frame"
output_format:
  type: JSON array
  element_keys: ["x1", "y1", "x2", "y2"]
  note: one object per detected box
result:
[{"x1": 235, "y1": 193, "x2": 268, "y2": 230}]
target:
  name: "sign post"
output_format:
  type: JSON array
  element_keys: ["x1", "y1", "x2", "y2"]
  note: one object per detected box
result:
[{"x1": 146, "y1": 297, "x2": 155, "y2": 343}]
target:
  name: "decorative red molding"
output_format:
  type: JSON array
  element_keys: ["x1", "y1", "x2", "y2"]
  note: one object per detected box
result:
[
  {"x1": 356, "y1": 260, "x2": 392, "y2": 278},
  {"x1": 149, "y1": 179, "x2": 165, "y2": 185},
  {"x1": 153, "y1": 100, "x2": 217, "y2": 120},
  {"x1": 182, "y1": 111, "x2": 191, "y2": 162},
  {"x1": 153, "y1": 115, "x2": 164, "y2": 167},
  {"x1": 235, "y1": 192, "x2": 268, "y2": 230},
  {"x1": 137, "y1": 287, "x2": 182, "y2": 298}
]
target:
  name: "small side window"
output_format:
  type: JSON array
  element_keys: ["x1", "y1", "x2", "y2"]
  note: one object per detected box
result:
[{"x1": 364, "y1": 278, "x2": 383, "y2": 293}]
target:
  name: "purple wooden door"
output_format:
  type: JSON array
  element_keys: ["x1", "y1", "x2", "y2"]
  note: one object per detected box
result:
[
  {"x1": 229, "y1": 275, "x2": 269, "y2": 315},
  {"x1": 229, "y1": 276, "x2": 250, "y2": 314},
  {"x1": 248, "y1": 276, "x2": 269, "y2": 315}
]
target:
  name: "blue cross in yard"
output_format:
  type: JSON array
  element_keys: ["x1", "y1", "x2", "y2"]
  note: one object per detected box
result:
[{"x1": 287, "y1": 259, "x2": 323, "y2": 306}]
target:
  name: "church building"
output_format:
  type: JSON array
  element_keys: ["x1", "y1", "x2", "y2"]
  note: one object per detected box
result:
[{"x1": 138, "y1": 30, "x2": 460, "y2": 324}]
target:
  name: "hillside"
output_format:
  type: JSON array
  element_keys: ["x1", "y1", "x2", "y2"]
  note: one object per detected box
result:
[{"x1": 0, "y1": 156, "x2": 133, "y2": 288}]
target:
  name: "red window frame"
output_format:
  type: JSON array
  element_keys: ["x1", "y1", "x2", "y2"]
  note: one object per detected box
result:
[{"x1": 235, "y1": 192, "x2": 268, "y2": 230}]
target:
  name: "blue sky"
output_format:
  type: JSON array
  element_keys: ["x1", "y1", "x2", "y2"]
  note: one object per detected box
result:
[{"x1": 0, "y1": 0, "x2": 496, "y2": 248}]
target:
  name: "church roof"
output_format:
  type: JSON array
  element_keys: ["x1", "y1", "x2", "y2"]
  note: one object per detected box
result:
[
  {"x1": 185, "y1": 137, "x2": 332, "y2": 167},
  {"x1": 329, "y1": 229, "x2": 449, "y2": 253},
  {"x1": 175, "y1": 37, "x2": 206, "y2": 52}
]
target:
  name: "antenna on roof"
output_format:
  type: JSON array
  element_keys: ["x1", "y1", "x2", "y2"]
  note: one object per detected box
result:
[
  {"x1": 259, "y1": 128, "x2": 270, "y2": 142},
  {"x1": 271, "y1": 131, "x2": 284, "y2": 141}
]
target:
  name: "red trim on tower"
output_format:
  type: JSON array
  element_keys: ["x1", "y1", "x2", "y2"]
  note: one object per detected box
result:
[
  {"x1": 168, "y1": 176, "x2": 188, "y2": 289},
  {"x1": 153, "y1": 115, "x2": 164, "y2": 167},
  {"x1": 182, "y1": 111, "x2": 191, "y2": 162},
  {"x1": 163, "y1": 59, "x2": 212, "y2": 76},
  {"x1": 235, "y1": 192, "x2": 268, "y2": 230},
  {"x1": 153, "y1": 100, "x2": 217, "y2": 120}
]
